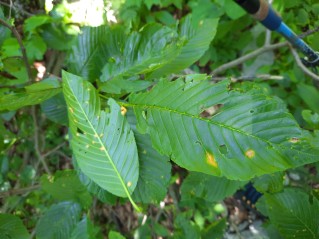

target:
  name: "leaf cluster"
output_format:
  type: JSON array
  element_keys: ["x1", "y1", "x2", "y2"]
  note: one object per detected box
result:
[{"x1": 0, "y1": 1, "x2": 319, "y2": 239}]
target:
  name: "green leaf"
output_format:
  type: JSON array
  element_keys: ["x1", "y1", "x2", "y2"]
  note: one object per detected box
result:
[
  {"x1": 70, "y1": 216, "x2": 101, "y2": 239},
  {"x1": 41, "y1": 93, "x2": 68, "y2": 125},
  {"x1": 181, "y1": 172, "x2": 246, "y2": 202},
  {"x1": 264, "y1": 189, "x2": 319, "y2": 239},
  {"x1": 129, "y1": 77, "x2": 319, "y2": 180},
  {"x1": 0, "y1": 214, "x2": 30, "y2": 239},
  {"x1": 127, "y1": 111, "x2": 171, "y2": 204},
  {"x1": 100, "y1": 24, "x2": 180, "y2": 82},
  {"x1": 66, "y1": 26, "x2": 112, "y2": 80},
  {"x1": 302, "y1": 110, "x2": 319, "y2": 129},
  {"x1": 25, "y1": 34, "x2": 47, "y2": 61},
  {"x1": 77, "y1": 169, "x2": 118, "y2": 205},
  {"x1": 41, "y1": 24, "x2": 76, "y2": 51},
  {"x1": 297, "y1": 84, "x2": 319, "y2": 113},
  {"x1": 35, "y1": 201, "x2": 82, "y2": 239},
  {"x1": 0, "y1": 81, "x2": 61, "y2": 111},
  {"x1": 253, "y1": 172, "x2": 284, "y2": 194},
  {"x1": 62, "y1": 72, "x2": 139, "y2": 206},
  {"x1": 40, "y1": 170, "x2": 92, "y2": 208},
  {"x1": 1, "y1": 58, "x2": 27, "y2": 85},
  {"x1": 23, "y1": 15, "x2": 52, "y2": 33},
  {"x1": 100, "y1": 78, "x2": 152, "y2": 94},
  {"x1": 174, "y1": 213, "x2": 201, "y2": 239},
  {"x1": 149, "y1": 16, "x2": 219, "y2": 78},
  {"x1": 108, "y1": 231, "x2": 126, "y2": 239},
  {"x1": 223, "y1": 0, "x2": 246, "y2": 20},
  {"x1": 201, "y1": 218, "x2": 226, "y2": 239},
  {"x1": 1, "y1": 38, "x2": 21, "y2": 58}
]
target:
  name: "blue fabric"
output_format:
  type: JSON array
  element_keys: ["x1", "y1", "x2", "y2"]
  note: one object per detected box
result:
[{"x1": 260, "y1": 8, "x2": 281, "y2": 30}]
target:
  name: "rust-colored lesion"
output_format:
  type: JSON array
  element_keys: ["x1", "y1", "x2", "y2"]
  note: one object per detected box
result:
[{"x1": 206, "y1": 151, "x2": 218, "y2": 168}]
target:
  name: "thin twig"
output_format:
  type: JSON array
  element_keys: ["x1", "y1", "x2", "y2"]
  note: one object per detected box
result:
[
  {"x1": 299, "y1": 26, "x2": 319, "y2": 38},
  {"x1": 31, "y1": 106, "x2": 51, "y2": 175},
  {"x1": 211, "y1": 42, "x2": 287, "y2": 75},
  {"x1": 211, "y1": 74, "x2": 284, "y2": 82},
  {"x1": 42, "y1": 142, "x2": 66, "y2": 158},
  {"x1": 290, "y1": 46, "x2": 319, "y2": 82},
  {"x1": 0, "y1": 1, "x2": 33, "y2": 17},
  {"x1": 211, "y1": 26, "x2": 319, "y2": 76},
  {"x1": 0, "y1": 18, "x2": 33, "y2": 81},
  {"x1": 0, "y1": 185, "x2": 40, "y2": 198}
]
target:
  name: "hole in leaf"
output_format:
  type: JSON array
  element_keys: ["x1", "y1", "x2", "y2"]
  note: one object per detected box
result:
[
  {"x1": 76, "y1": 127, "x2": 84, "y2": 135},
  {"x1": 142, "y1": 110, "x2": 148, "y2": 120},
  {"x1": 218, "y1": 144, "x2": 228, "y2": 155},
  {"x1": 250, "y1": 109, "x2": 255, "y2": 114},
  {"x1": 200, "y1": 104, "x2": 224, "y2": 118},
  {"x1": 289, "y1": 137, "x2": 300, "y2": 143}
]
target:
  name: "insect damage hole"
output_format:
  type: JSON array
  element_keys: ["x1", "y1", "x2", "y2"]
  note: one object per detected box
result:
[{"x1": 289, "y1": 137, "x2": 300, "y2": 143}]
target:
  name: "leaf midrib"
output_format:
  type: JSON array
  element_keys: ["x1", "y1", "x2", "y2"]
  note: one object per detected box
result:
[{"x1": 123, "y1": 101, "x2": 288, "y2": 148}]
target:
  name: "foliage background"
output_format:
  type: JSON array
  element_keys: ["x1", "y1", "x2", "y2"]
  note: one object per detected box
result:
[{"x1": 0, "y1": 0, "x2": 319, "y2": 238}]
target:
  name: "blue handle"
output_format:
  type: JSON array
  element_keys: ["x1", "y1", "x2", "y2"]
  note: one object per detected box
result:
[{"x1": 234, "y1": 0, "x2": 318, "y2": 62}]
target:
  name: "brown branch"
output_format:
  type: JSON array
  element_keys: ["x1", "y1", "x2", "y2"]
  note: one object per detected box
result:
[
  {"x1": 0, "y1": 184, "x2": 40, "y2": 198},
  {"x1": 0, "y1": 18, "x2": 33, "y2": 82}
]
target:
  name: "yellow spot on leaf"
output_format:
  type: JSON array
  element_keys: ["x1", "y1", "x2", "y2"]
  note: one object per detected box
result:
[
  {"x1": 99, "y1": 133, "x2": 104, "y2": 137},
  {"x1": 76, "y1": 133, "x2": 80, "y2": 136},
  {"x1": 99, "y1": 146, "x2": 105, "y2": 151},
  {"x1": 94, "y1": 133, "x2": 98, "y2": 138},
  {"x1": 92, "y1": 141, "x2": 96, "y2": 144},
  {"x1": 121, "y1": 106, "x2": 127, "y2": 116},
  {"x1": 69, "y1": 107, "x2": 74, "y2": 113},
  {"x1": 206, "y1": 151, "x2": 218, "y2": 168},
  {"x1": 289, "y1": 137, "x2": 300, "y2": 143},
  {"x1": 127, "y1": 181, "x2": 132, "y2": 187},
  {"x1": 86, "y1": 145, "x2": 89, "y2": 149},
  {"x1": 245, "y1": 149, "x2": 255, "y2": 159}
]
